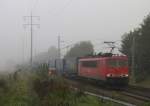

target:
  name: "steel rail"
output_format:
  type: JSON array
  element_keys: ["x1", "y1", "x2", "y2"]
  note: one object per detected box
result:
[
  {"x1": 67, "y1": 78, "x2": 150, "y2": 106},
  {"x1": 85, "y1": 91, "x2": 136, "y2": 106}
]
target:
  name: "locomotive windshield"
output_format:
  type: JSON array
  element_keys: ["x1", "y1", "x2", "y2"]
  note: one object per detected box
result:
[{"x1": 108, "y1": 59, "x2": 128, "y2": 67}]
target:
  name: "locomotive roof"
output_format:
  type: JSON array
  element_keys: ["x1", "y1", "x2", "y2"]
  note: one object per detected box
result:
[{"x1": 78, "y1": 55, "x2": 127, "y2": 61}]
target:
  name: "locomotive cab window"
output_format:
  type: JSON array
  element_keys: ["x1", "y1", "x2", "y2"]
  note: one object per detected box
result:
[
  {"x1": 108, "y1": 59, "x2": 128, "y2": 67},
  {"x1": 81, "y1": 61, "x2": 97, "y2": 68}
]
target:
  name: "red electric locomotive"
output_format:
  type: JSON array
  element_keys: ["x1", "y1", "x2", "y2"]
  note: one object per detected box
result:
[{"x1": 78, "y1": 54, "x2": 129, "y2": 85}]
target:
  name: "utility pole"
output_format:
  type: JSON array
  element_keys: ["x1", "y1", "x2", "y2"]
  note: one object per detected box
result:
[
  {"x1": 58, "y1": 35, "x2": 61, "y2": 59},
  {"x1": 22, "y1": 34, "x2": 25, "y2": 64},
  {"x1": 23, "y1": 12, "x2": 40, "y2": 66},
  {"x1": 131, "y1": 36, "x2": 135, "y2": 84}
]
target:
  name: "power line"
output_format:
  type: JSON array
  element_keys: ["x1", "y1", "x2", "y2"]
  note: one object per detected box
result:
[
  {"x1": 23, "y1": 12, "x2": 40, "y2": 66},
  {"x1": 49, "y1": 0, "x2": 73, "y2": 16},
  {"x1": 61, "y1": 39, "x2": 123, "y2": 57},
  {"x1": 59, "y1": 0, "x2": 73, "y2": 14},
  {"x1": 32, "y1": 0, "x2": 39, "y2": 12}
]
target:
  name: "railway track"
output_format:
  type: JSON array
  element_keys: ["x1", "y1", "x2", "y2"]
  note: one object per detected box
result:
[
  {"x1": 66, "y1": 77, "x2": 150, "y2": 106},
  {"x1": 120, "y1": 91, "x2": 150, "y2": 102},
  {"x1": 85, "y1": 91, "x2": 135, "y2": 106},
  {"x1": 125, "y1": 85, "x2": 150, "y2": 99},
  {"x1": 71, "y1": 86, "x2": 135, "y2": 106}
]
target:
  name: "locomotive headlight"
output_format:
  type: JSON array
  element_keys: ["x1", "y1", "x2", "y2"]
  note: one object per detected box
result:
[
  {"x1": 106, "y1": 74, "x2": 110, "y2": 77},
  {"x1": 107, "y1": 74, "x2": 112, "y2": 77},
  {"x1": 125, "y1": 74, "x2": 129, "y2": 77}
]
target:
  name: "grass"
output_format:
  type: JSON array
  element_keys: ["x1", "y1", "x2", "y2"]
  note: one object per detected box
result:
[
  {"x1": 2, "y1": 65, "x2": 148, "y2": 106},
  {"x1": 76, "y1": 95, "x2": 123, "y2": 106},
  {"x1": 136, "y1": 77, "x2": 150, "y2": 88},
  {"x1": 129, "y1": 76, "x2": 150, "y2": 88},
  {"x1": 0, "y1": 70, "x2": 40, "y2": 106}
]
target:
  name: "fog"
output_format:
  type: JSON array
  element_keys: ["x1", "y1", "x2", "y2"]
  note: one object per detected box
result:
[{"x1": 0, "y1": 0, "x2": 150, "y2": 70}]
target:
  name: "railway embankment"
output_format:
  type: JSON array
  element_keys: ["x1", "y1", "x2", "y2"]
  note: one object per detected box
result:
[
  {"x1": 66, "y1": 77, "x2": 150, "y2": 106},
  {"x1": 0, "y1": 67, "x2": 124, "y2": 106}
]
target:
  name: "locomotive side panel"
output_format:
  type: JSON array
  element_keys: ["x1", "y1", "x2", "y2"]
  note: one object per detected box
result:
[
  {"x1": 99, "y1": 58, "x2": 107, "y2": 80},
  {"x1": 78, "y1": 59, "x2": 104, "y2": 80},
  {"x1": 78, "y1": 56, "x2": 129, "y2": 85}
]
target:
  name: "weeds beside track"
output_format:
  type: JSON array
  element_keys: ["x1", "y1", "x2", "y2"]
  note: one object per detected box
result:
[{"x1": 66, "y1": 77, "x2": 150, "y2": 106}]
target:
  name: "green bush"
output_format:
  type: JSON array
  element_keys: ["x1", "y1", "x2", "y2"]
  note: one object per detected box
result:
[
  {"x1": 0, "y1": 66, "x2": 120, "y2": 106},
  {"x1": 33, "y1": 76, "x2": 85, "y2": 106}
]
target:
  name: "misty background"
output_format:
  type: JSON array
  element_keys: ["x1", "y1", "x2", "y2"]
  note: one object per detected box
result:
[{"x1": 0, "y1": 0, "x2": 150, "y2": 70}]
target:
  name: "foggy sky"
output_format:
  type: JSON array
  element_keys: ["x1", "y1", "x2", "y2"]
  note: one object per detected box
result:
[{"x1": 0, "y1": 0, "x2": 150, "y2": 69}]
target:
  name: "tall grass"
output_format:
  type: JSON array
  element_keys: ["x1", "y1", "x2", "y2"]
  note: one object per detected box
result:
[
  {"x1": 32, "y1": 63, "x2": 85, "y2": 106},
  {"x1": 0, "y1": 69, "x2": 40, "y2": 106},
  {"x1": 1, "y1": 64, "x2": 148, "y2": 106}
]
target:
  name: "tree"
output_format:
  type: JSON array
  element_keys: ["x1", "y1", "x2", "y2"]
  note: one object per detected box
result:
[
  {"x1": 34, "y1": 46, "x2": 59, "y2": 63},
  {"x1": 138, "y1": 14, "x2": 150, "y2": 74},
  {"x1": 121, "y1": 13, "x2": 150, "y2": 81},
  {"x1": 65, "y1": 41, "x2": 94, "y2": 58},
  {"x1": 48, "y1": 46, "x2": 59, "y2": 59},
  {"x1": 121, "y1": 30, "x2": 140, "y2": 65}
]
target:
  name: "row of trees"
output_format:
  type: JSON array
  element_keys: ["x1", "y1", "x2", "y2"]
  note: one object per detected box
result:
[
  {"x1": 121, "y1": 14, "x2": 150, "y2": 81},
  {"x1": 34, "y1": 41, "x2": 94, "y2": 63},
  {"x1": 33, "y1": 46, "x2": 59, "y2": 63},
  {"x1": 64, "y1": 41, "x2": 94, "y2": 58}
]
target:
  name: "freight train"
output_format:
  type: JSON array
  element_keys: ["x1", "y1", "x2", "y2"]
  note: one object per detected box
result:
[{"x1": 48, "y1": 53, "x2": 129, "y2": 86}]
